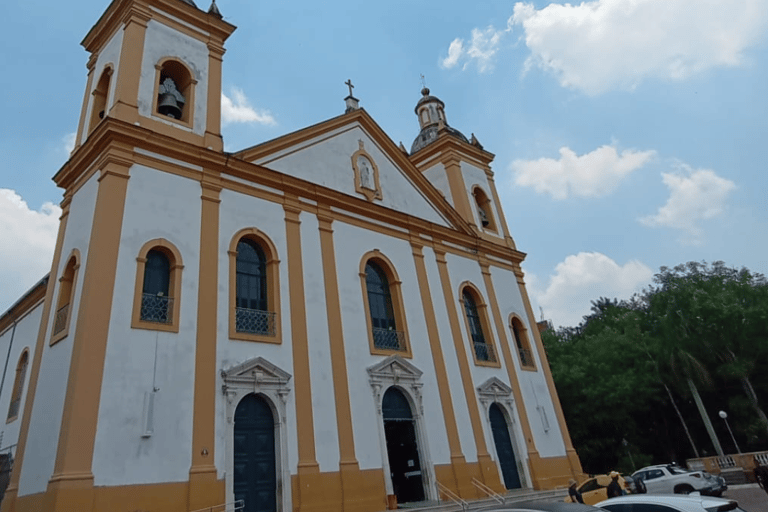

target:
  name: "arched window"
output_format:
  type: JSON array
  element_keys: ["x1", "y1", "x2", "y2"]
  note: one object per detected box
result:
[
  {"x1": 7, "y1": 349, "x2": 29, "y2": 422},
  {"x1": 473, "y1": 187, "x2": 497, "y2": 232},
  {"x1": 360, "y1": 253, "x2": 410, "y2": 356},
  {"x1": 510, "y1": 316, "x2": 536, "y2": 370},
  {"x1": 132, "y1": 240, "x2": 183, "y2": 332},
  {"x1": 461, "y1": 287, "x2": 497, "y2": 364},
  {"x1": 235, "y1": 239, "x2": 273, "y2": 335},
  {"x1": 51, "y1": 251, "x2": 80, "y2": 344},
  {"x1": 88, "y1": 67, "x2": 112, "y2": 133},
  {"x1": 155, "y1": 59, "x2": 194, "y2": 125}
]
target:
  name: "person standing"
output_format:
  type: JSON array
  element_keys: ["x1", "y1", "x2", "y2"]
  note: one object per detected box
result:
[
  {"x1": 568, "y1": 479, "x2": 583, "y2": 503},
  {"x1": 606, "y1": 471, "x2": 623, "y2": 498}
]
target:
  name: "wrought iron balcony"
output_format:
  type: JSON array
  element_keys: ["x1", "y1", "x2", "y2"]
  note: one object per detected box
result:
[
  {"x1": 140, "y1": 293, "x2": 173, "y2": 324},
  {"x1": 236, "y1": 307, "x2": 276, "y2": 336},
  {"x1": 52, "y1": 303, "x2": 70, "y2": 335},
  {"x1": 474, "y1": 342, "x2": 497, "y2": 363},
  {"x1": 518, "y1": 348, "x2": 535, "y2": 368},
  {"x1": 372, "y1": 328, "x2": 407, "y2": 351}
]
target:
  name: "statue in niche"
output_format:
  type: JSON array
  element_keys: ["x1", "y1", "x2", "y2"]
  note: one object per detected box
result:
[{"x1": 358, "y1": 156, "x2": 374, "y2": 190}]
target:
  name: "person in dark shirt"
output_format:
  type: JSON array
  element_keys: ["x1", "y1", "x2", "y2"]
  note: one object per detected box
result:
[
  {"x1": 568, "y1": 479, "x2": 583, "y2": 503},
  {"x1": 606, "y1": 471, "x2": 623, "y2": 498}
]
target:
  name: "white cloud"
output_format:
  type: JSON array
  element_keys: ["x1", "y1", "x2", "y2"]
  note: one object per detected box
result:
[
  {"x1": 511, "y1": 145, "x2": 655, "y2": 199},
  {"x1": 0, "y1": 190, "x2": 61, "y2": 312},
  {"x1": 510, "y1": 0, "x2": 768, "y2": 95},
  {"x1": 221, "y1": 88, "x2": 276, "y2": 126},
  {"x1": 640, "y1": 164, "x2": 736, "y2": 243},
  {"x1": 528, "y1": 252, "x2": 653, "y2": 328},
  {"x1": 440, "y1": 25, "x2": 508, "y2": 72},
  {"x1": 63, "y1": 132, "x2": 76, "y2": 154}
]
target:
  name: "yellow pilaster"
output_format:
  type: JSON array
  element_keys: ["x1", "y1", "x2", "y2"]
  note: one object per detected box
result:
[{"x1": 111, "y1": 4, "x2": 150, "y2": 124}]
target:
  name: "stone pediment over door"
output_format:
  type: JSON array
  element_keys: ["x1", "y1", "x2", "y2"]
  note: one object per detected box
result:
[
  {"x1": 221, "y1": 356, "x2": 292, "y2": 387},
  {"x1": 477, "y1": 377, "x2": 515, "y2": 412}
]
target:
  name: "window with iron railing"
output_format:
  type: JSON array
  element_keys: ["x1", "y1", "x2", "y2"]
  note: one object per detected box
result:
[
  {"x1": 372, "y1": 327, "x2": 407, "y2": 351},
  {"x1": 141, "y1": 250, "x2": 172, "y2": 323},
  {"x1": 52, "y1": 303, "x2": 70, "y2": 335},
  {"x1": 463, "y1": 291, "x2": 496, "y2": 363},
  {"x1": 141, "y1": 293, "x2": 173, "y2": 324}
]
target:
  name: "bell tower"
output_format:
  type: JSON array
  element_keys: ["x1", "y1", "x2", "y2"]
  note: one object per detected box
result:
[
  {"x1": 408, "y1": 88, "x2": 517, "y2": 249},
  {"x1": 72, "y1": 0, "x2": 235, "y2": 153}
]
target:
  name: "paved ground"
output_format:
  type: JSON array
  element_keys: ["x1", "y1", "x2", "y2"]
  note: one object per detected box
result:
[{"x1": 722, "y1": 483, "x2": 768, "y2": 511}]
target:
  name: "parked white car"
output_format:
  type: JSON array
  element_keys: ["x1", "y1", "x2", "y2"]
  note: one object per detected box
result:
[
  {"x1": 596, "y1": 494, "x2": 744, "y2": 512},
  {"x1": 631, "y1": 464, "x2": 727, "y2": 496}
]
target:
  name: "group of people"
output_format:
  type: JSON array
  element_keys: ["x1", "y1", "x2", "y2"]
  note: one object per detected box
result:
[{"x1": 567, "y1": 471, "x2": 625, "y2": 504}]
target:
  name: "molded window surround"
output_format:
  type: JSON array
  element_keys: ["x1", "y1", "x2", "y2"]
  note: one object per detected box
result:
[
  {"x1": 472, "y1": 186, "x2": 498, "y2": 233},
  {"x1": 7, "y1": 349, "x2": 29, "y2": 423},
  {"x1": 51, "y1": 249, "x2": 81, "y2": 345},
  {"x1": 229, "y1": 228, "x2": 281, "y2": 343},
  {"x1": 359, "y1": 251, "x2": 411, "y2": 357},
  {"x1": 152, "y1": 57, "x2": 196, "y2": 129},
  {"x1": 131, "y1": 239, "x2": 184, "y2": 332},
  {"x1": 510, "y1": 315, "x2": 537, "y2": 371},
  {"x1": 459, "y1": 283, "x2": 500, "y2": 367}
]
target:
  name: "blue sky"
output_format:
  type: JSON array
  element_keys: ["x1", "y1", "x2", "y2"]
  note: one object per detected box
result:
[{"x1": 1, "y1": 0, "x2": 767, "y2": 327}]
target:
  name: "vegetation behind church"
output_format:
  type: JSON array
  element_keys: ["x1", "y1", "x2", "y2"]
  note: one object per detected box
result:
[{"x1": 542, "y1": 261, "x2": 768, "y2": 474}]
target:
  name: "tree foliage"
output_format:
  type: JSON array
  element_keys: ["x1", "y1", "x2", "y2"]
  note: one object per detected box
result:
[{"x1": 544, "y1": 261, "x2": 768, "y2": 474}]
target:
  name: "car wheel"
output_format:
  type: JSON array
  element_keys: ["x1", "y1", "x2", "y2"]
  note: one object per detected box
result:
[{"x1": 674, "y1": 484, "x2": 694, "y2": 494}]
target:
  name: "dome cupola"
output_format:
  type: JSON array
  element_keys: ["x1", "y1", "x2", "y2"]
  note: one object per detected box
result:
[{"x1": 410, "y1": 87, "x2": 468, "y2": 154}]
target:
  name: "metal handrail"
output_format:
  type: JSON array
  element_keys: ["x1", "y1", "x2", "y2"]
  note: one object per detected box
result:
[
  {"x1": 189, "y1": 500, "x2": 244, "y2": 512},
  {"x1": 436, "y1": 480, "x2": 468, "y2": 512},
  {"x1": 471, "y1": 477, "x2": 504, "y2": 504}
]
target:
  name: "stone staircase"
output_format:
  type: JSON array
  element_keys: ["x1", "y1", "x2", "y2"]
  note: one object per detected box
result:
[{"x1": 393, "y1": 487, "x2": 568, "y2": 512}]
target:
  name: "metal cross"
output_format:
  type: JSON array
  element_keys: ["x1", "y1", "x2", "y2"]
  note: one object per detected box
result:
[
  {"x1": 420, "y1": 74, "x2": 426, "y2": 88},
  {"x1": 345, "y1": 79, "x2": 354, "y2": 97}
]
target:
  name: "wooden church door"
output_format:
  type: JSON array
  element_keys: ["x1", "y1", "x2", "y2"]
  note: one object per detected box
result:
[
  {"x1": 489, "y1": 403, "x2": 521, "y2": 489},
  {"x1": 234, "y1": 394, "x2": 277, "y2": 512}
]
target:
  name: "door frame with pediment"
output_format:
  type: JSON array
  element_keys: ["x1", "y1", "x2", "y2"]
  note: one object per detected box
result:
[
  {"x1": 368, "y1": 355, "x2": 436, "y2": 502},
  {"x1": 477, "y1": 377, "x2": 530, "y2": 489},
  {"x1": 222, "y1": 357, "x2": 292, "y2": 512}
]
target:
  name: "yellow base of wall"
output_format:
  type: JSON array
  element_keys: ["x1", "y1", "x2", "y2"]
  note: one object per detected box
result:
[{"x1": 1, "y1": 452, "x2": 582, "y2": 512}]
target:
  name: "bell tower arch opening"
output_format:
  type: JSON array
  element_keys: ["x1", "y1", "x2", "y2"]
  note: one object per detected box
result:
[
  {"x1": 154, "y1": 58, "x2": 194, "y2": 124},
  {"x1": 88, "y1": 66, "x2": 113, "y2": 133}
]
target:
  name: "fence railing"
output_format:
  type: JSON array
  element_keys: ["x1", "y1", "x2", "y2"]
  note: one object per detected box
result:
[
  {"x1": 372, "y1": 328, "x2": 407, "y2": 351},
  {"x1": 235, "y1": 308, "x2": 276, "y2": 336},
  {"x1": 141, "y1": 294, "x2": 173, "y2": 324},
  {"x1": 189, "y1": 500, "x2": 244, "y2": 512},
  {"x1": 471, "y1": 477, "x2": 504, "y2": 504},
  {"x1": 436, "y1": 480, "x2": 468, "y2": 512},
  {"x1": 474, "y1": 342, "x2": 497, "y2": 363},
  {"x1": 52, "y1": 303, "x2": 69, "y2": 335},
  {"x1": 687, "y1": 450, "x2": 768, "y2": 477}
]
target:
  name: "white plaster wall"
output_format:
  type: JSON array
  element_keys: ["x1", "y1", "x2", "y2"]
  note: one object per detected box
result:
[
  {"x1": 489, "y1": 266, "x2": 566, "y2": 458},
  {"x1": 460, "y1": 162, "x2": 502, "y2": 238},
  {"x1": 299, "y1": 214, "x2": 340, "y2": 472},
  {"x1": 422, "y1": 163, "x2": 452, "y2": 206},
  {"x1": 79, "y1": 28, "x2": 124, "y2": 146},
  {"x1": 138, "y1": 19, "x2": 209, "y2": 136},
  {"x1": 331, "y1": 222, "x2": 452, "y2": 470},
  {"x1": 254, "y1": 126, "x2": 450, "y2": 228},
  {"x1": 92, "y1": 165, "x2": 202, "y2": 485},
  {"x1": 0, "y1": 303, "x2": 43, "y2": 452},
  {"x1": 214, "y1": 190, "x2": 297, "y2": 476},
  {"x1": 18, "y1": 173, "x2": 100, "y2": 496}
]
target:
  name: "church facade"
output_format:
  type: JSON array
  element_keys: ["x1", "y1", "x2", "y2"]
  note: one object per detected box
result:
[{"x1": 0, "y1": 1, "x2": 583, "y2": 511}]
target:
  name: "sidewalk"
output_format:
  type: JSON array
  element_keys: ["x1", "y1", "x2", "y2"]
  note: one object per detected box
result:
[{"x1": 723, "y1": 483, "x2": 768, "y2": 511}]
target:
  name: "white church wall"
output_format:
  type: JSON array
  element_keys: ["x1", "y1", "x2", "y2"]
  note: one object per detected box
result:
[
  {"x1": 331, "y1": 221, "x2": 452, "y2": 471},
  {"x1": 79, "y1": 28, "x2": 124, "y2": 147},
  {"x1": 18, "y1": 172, "x2": 100, "y2": 496},
  {"x1": 0, "y1": 302, "x2": 43, "y2": 454},
  {"x1": 92, "y1": 165, "x2": 202, "y2": 485},
  {"x1": 252, "y1": 125, "x2": 451, "y2": 228},
  {"x1": 215, "y1": 190, "x2": 298, "y2": 475},
  {"x1": 421, "y1": 163, "x2": 453, "y2": 206},
  {"x1": 489, "y1": 266, "x2": 566, "y2": 458},
  {"x1": 299, "y1": 213, "x2": 340, "y2": 472},
  {"x1": 138, "y1": 19, "x2": 209, "y2": 136}
]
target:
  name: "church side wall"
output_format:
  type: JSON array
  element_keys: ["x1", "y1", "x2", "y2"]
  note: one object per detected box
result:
[
  {"x1": 0, "y1": 303, "x2": 43, "y2": 453},
  {"x1": 18, "y1": 173, "x2": 100, "y2": 496},
  {"x1": 138, "y1": 20, "x2": 210, "y2": 136},
  {"x1": 91, "y1": 165, "x2": 202, "y2": 486}
]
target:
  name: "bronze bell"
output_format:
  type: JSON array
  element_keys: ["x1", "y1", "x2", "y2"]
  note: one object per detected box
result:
[{"x1": 158, "y1": 92, "x2": 183, "y2": 119}]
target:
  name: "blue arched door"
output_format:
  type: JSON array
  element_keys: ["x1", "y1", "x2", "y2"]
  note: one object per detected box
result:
[
  {"x1": 234, "y1": 394, "x2": 277, "y2": 512},
  {"x1": 383, "y1": 387, "x2": 425, "y2": 504},
  {"x1": 490, "y1": 403, "x2": 521, "y2": 490}
]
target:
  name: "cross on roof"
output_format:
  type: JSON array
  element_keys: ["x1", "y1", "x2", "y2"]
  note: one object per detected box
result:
[
  {"x1": 345, "y1": 79, "x2": 355, "y2": 97},
  {"x1": 420, "y1": 74, "x2": 426, "y2": 89}
]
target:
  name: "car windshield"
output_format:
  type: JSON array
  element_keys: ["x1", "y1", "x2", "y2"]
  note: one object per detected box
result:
[{"x1": 667, "y1": 465, "x2": 688, "y2": 474}]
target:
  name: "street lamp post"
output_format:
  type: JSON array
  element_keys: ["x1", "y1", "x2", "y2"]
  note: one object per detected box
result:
[{"x1": 718, "y1": 410, "x2": 741, "y2": 454}]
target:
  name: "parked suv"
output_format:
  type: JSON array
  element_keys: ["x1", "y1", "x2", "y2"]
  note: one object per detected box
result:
[{"x1": 631, "y1": 464, "x2": 726, "y2": 496}]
